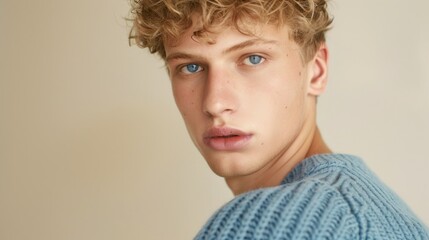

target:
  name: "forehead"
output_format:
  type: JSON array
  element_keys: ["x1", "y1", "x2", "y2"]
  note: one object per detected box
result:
[
  {"x1": 166, "y1": 12, "x2": 293, "y2": 47},
  {"x1": 164, "y1": 22, "x2": 294, "y2": 57}
]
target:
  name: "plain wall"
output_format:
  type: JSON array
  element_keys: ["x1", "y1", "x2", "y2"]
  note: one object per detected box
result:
[{"x1": 1, "y1": 0, "x2": 428, "y2": 239}]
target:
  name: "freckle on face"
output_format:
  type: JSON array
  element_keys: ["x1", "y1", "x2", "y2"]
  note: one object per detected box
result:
[{"x1": 166, "y1": 24, "x2": 311, "y2": 179}]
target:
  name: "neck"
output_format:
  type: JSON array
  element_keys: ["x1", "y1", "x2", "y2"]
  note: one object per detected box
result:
[{"x1": 225, "y1": 125, "x2": 331, "y2": 196}]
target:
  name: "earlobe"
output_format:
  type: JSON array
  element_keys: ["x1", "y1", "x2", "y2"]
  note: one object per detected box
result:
[{"x1": 308, "y1": 44, "x2": 329, "y2": 96}]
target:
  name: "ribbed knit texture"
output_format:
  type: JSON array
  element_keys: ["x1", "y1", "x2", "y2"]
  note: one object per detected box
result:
[{"x1": 195, "y1": 154, "x2": 429, "y2": 239}]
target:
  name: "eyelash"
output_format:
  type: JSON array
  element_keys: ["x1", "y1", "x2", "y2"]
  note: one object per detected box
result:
[
  {"x1": 242, "y1": 55, "x2": 266, "y2": 66},
  {"x1": 176, "y1": 54, "x2": 267, "y2": 75},
  {"x1": 180, "y1": 64, "x2": 203, "y2": 74}
]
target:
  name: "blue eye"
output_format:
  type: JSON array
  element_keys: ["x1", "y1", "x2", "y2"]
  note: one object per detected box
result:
[
  {"x1": 244, "y1": 55, "x2": 265, "y2": 65},
  {"x1": 181, "y1": 64, "x2": 203, "y2": 74}
]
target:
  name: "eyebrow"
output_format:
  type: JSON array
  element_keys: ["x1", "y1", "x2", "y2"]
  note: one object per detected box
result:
[
  {"x1": 222, "y1": 39, "x2": 278, "y2": 55},
  {"x1": 165, "y1": 38, "x2": 278, "y2": 63}
]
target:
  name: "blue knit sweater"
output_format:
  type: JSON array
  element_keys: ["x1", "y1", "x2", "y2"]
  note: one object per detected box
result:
[{"x1": 195, "y1": 154, "x2": 429, "y2": 239}]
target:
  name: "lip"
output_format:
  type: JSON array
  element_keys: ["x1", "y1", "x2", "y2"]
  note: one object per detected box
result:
[{"x1": 203, "y1": 127, "x2": 253, "y2": 151}]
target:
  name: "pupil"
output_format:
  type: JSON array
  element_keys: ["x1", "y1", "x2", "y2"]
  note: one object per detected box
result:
[
  {"x1": 187, "y1": 64, "x2": 198, "y2": 72},
  {"x1": 250, "y1": 55, "x2": 261, "y2": 64}
]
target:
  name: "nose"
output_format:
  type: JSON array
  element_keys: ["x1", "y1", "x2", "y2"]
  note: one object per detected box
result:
[{"x1": 202, "y1": 67, "x2": 238, "y2": 118}]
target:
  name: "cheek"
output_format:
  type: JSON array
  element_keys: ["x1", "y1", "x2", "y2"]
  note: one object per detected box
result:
[
  {"x1": 259, "y1": 79, "x2": 307, "y2": 130},
  {"x1": 172, "y1": 85, "x2": 198, "y2": 119}
]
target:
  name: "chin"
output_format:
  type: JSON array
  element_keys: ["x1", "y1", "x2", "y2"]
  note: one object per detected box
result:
[{"x1": 204, "y1": 154, "x2": 258, "y2": 178}]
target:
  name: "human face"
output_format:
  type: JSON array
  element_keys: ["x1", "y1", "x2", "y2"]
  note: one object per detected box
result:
[{"x1": 165, "y1": 24, "x2": 322, "y2": 180}]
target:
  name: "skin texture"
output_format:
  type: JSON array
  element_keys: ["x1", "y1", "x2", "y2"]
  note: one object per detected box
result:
[{"x1": 165, "y1": 23, "x2": 331, "y2": 195}]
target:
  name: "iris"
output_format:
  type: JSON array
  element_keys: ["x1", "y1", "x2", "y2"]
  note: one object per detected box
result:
[
  {"x1": 184, "y1": 64, "x2": 201, "y2": 73},
  {"x1": 244, "y1": 55, "x2": 265, "y2": 65}
]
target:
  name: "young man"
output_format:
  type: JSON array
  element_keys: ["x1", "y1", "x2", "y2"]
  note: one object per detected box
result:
[{"x1": 129, "y1": 0, "x2": 429, "y2": 239}]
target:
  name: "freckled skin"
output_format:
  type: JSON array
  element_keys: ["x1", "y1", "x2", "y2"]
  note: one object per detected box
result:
[{"x1": 165, "y1": 24, "x2": 330, "y2": 195}]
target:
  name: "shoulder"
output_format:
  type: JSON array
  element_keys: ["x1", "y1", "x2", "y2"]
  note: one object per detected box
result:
[
  {"x1": 196, "y1": 178, "x2": 359, "y2": 240},
  {"x1": 196, "y1": 154, "x2": 429, "y2": 239},
  {"x1": 283, "y1": 153, "x2": 429, "y2": 240}
]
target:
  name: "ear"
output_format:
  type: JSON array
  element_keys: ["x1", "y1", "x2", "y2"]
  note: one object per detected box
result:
[{"x1": 307, "y1": 44, "x2": 328, "y2": 96}]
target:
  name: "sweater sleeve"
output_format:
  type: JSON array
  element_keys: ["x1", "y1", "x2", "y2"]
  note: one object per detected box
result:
[{"x1": 195, "y1": 180, "x2": 360, "y2": 240}]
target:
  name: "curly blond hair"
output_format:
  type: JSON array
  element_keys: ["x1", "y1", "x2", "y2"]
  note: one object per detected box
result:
[{"x1": 129, "y1": 0, "x2": 332, "y2": 62}]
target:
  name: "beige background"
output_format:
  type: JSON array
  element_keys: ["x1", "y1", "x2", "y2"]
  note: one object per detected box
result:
[{"x1": 1, "y1": 0, "x2": 428, "y2": 239}]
